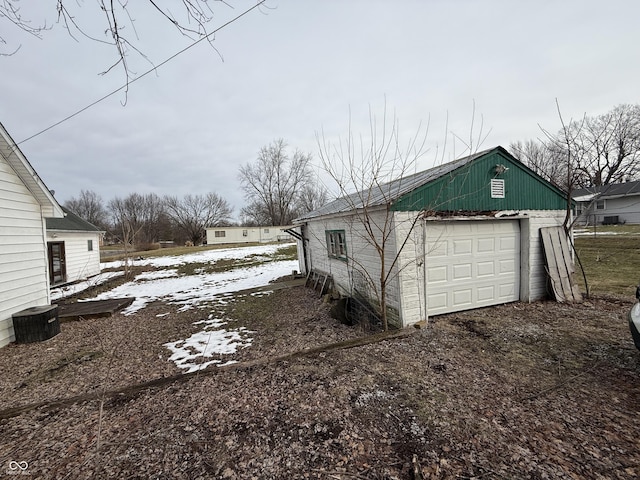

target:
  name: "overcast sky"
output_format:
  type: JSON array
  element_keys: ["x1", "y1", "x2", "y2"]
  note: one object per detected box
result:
[{"x1": 1, "y1": 0, "x2": 639, "y2": 221}]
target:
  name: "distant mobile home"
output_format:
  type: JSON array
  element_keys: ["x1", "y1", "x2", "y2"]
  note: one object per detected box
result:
[
  {"x1": 206, "y1": 225, "x2": 294, "y2": 245},
  {"x1": 0, "y1": 122, "x2": 64, "y2": 347}
]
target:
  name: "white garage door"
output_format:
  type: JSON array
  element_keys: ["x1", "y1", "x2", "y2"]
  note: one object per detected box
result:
[{"x1": 425, "y1": 220, "x2": 520, "y2": 316}]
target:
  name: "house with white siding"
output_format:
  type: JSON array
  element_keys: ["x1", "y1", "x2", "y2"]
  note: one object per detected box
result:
[
  {"x1": 573, "y1": 181, "x2": 640, "y2": 225},
  {"x1": 293, "y1": 146, "x2": 570, "y2": 328},
  {"x1": 206, "y1": 225, "x2": 294, "y2": 245},
  {"x1": 0, "y1": 122, "x2": 64, "y2": 347},
  {"x1": 46, "y1": 206, "x2": 104, "y2": 286}
]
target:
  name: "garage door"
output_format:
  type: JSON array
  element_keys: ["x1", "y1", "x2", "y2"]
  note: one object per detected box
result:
[{"x1": 425, "y1": 220, "x2": 520, "y2": 316}]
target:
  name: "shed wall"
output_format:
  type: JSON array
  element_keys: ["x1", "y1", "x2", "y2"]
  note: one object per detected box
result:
[
  {"x1": 303, "y1": 210, "x2": 402, "y2": 325},
  {"x1": 0, "y1": 157, "x2": 51, "y2": 347},
  {"x1": 46, "y1": 231, "x2": 102, "y2": 284}
]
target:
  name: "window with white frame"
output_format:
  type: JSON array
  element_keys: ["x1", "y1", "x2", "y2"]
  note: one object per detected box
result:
[
  {"x1": 596, "y1": 200, "x2": 605, "y2": 210},
  {"x1": 87, "y1": 239, "x2": 93, "y2": 251},
  {"x1": 214, "y1": 231, "x2": 226, "y2": 238},
  {"x1": 242, "y1": 230, "x2": 248, "y2": 237},
  {"x1": 326, "y1": 230, "x2": 347, "y2": 260}
]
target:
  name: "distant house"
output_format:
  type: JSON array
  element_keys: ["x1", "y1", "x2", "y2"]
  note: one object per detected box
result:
[
  {"x1": 46, "y1": 206, "x2": 104, "y2": 286},
  {"x1": 573, "y1": 181, "x2": 640, "y2": 226},
  {"x1": 0, "y1": 122, "x2": 64, "y2": 348},
  {"x1": 294, "y1": 146, "x2": 569, "y2": 328},
  {"x1": 205, "y1": 225, "x2": 294, "y2": 245}
]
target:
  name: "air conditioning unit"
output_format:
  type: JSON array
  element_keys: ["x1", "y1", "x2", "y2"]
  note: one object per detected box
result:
[{"x1": 12, "y1": 305, "x2": 60, "y2": 343}]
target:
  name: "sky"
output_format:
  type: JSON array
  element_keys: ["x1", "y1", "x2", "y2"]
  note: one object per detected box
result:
[{"x1": 2, "y1": 1, "x2": 639, "y2": 221}]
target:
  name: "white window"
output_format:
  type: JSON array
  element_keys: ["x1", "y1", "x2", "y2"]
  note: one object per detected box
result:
[
  {"x1": 214, "y1": 231, "x2": 226, "y2": 238},
  {"x1": 490, "y1": 179, "x2": 505, "y2": 199},
  {"x1": 264, "y1": 228, "x2": 270, "y2": 233},
  {"x1": 596, "y1": 200, "x2": 605, "y2": 210},
  {"x1": 242, "y1": 230, "x2": 248, "y2": 237},
  {"x1": 87, "y1": 239, "x2": 93, "y2": 251},
  {"x1": 326, "y1": 230, "x2": 347, "y2": 260}
]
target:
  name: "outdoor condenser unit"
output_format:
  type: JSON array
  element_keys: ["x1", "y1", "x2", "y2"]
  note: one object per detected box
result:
[{"x1": 12, "y1": 305, "x2": 60, "y2": 343}]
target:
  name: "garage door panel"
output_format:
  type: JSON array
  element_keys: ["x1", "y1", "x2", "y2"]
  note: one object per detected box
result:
[
  {"x1": 425, "y1": 220, "x2": 520, "y2": 316},
  {"x1": 427, "y1": 292, "x2": 448, "y2": 310},
  {"x1": 453, "y1": 239, "x2": 472, "y2": 255},
  {"x1": 453, "y1": 289, "x2": 472, "y2": 307},
  {"x1": 453, "y1": 263, "x2": 472, "y2": 280},
  {"x1": 477, "y1": 261, "x2": 495, "y2": 277},
  {"x1": 427, "y1": 265, "x2": 447, "y2": 282},
  {"x1": 477, "y1": 238, "x2": 495, "y2": 253},
  {"x1": 477, "y1": 285, "x2": 495, "y2": 302}
]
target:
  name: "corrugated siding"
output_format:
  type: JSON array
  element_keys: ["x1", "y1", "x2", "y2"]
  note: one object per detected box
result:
[
  {"x1": 0, "y1": 157, "x2": 50, "y2": 347},
  {"x1": 392, "y1": 151, "x2": 568, "y2": 212},
  {"x1": 47, "y1": 232, "x2": 102, "y2": 284}
]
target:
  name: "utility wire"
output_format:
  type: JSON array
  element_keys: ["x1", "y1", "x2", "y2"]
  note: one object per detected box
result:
[{"x1": 16, "y1": 0, "x2": 267, "y2": 146}]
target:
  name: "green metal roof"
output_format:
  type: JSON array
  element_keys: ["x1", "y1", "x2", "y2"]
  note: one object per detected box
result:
[
  {"x1": 296, "y1": 146, "x2": 567, "y2": 222},
  {"x1": 391, "y1": 147, "x2": 567, "y2": 212}
]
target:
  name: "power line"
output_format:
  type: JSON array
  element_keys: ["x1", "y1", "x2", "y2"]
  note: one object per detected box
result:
[{"x1": 16, "y1": 0, "x2": 267, "y2": 146}]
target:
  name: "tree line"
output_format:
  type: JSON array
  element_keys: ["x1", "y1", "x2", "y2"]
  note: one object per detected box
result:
[
  {"x1": 65, "y1": 139, "x2": 327, "y2": 248},
  {"x1": 510, "y1": 103, "x2": 640, "y2": 192}
]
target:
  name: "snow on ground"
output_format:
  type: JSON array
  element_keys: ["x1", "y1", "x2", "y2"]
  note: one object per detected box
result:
[
  {"x1": 84, "y1": 259, "x2": 298, "y2": 315},
  {"x1": 50, "y1": 271, "x2": 124, "y2": 301},
  {"x1": 163, "y1": 313, "x2": 255, "y2": 373},
  {"x1": 85, "y1": 244, "x2": 298, "y2": 373},
  {"x1": 100, "y1": 243, "x2": 291, "y2": 270}
]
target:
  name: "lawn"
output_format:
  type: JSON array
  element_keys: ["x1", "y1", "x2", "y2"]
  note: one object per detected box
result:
[{"x1": 574, "y1": 227, "x2": 640, "y2": 297}]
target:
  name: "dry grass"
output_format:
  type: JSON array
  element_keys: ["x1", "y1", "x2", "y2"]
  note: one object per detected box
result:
[{"x1": 574, "y1": 233, "x2": 640, "y2": 296}]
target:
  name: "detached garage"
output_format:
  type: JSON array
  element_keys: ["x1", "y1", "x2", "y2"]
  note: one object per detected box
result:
[{"x1": 294, "y1": 146, "x2": 570, "y2": 328}]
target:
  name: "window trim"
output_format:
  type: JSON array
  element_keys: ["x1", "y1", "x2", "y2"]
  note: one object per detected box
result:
[
  {"x1": 87, "y1": 239, "x2": 94, "y2": 251},
  {"x1": 214, "y1": 230, "x2": 226, "y2": 238},
  {"x1": 326, "y1": 229, "x2": 347, "y2": 261},
  {"x1": 596, "y1": 199, "x2": 606, "y2": 210}
]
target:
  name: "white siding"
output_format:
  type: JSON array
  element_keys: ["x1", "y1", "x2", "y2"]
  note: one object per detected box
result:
[
  {"x1": 520, "y1": 211, "x2": 566, "y2": 302},
  {"x1": 46, "y1": 231, "x2": 102, "y2": 284},
  {"x1": 0, "y1": 158, "x2": 51, "y2": 347},
  {"x1": 303, "y1": 209, "x2": 403, "y2": 326},
  {"x1": 303, "y1": 209, "x2": 567, "y2": 328}
]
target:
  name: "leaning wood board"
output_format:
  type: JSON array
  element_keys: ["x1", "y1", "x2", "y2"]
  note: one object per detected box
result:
[{"x1": 540, "y1": 226, "x2": 583, "y2": 303}]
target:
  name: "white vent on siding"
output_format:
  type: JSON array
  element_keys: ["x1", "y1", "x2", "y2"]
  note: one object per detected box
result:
[{"x1": 491, "y1": 179, "x2": 505, "y2": 198}]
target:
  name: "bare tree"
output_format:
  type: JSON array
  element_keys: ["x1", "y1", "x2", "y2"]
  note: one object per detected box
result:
[
  {"x1": 509, "y1": 139, "x2": 568, "y2": 190},
  {"x1": 295, "y1": 183, "x2": 329, "y2": 217},
  {"x1": 1, "y1": 1, "x2": 267, "y2": 79},
  {"x1": 64, "y1": 189, "x2": 109, "y2": 230},
  {"x1": 513, "y1": 104, "x2": 640, "y2": 192},
  {"x1": 239, "y1": 138, "x2": 316, "y2": 226},
  {"x1": 568, "y1": 104, "x2": 640, "y2": 187},
  {"x1": 316, "y1": 106, "x2": 432, "y2": 331},
  {"x1": 164, "y1": 193, "x2": 232, "y2": 245}
]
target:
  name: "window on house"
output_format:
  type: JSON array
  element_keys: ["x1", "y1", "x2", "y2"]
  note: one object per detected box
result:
[
  {"x1": 264, "y1": 228, "x2": 270, "y2": 233},
  {"x1": 596, "y1": 200, "x2": 605, "y2": 210},
  {"x1": 576, "y1": 203, "x2": 584, "y2": 216},
  {"x1": 242, "y1": 230, "x2": 248, "y2": 237},
  {"x1": 87, "y1": 239, "x2": 93, "y2": 251},
  {"x1": 326, "y1": 230, "x2": 347, "y2": 260},
  {"x1": 214, "y1": 231, "x2": 226, "y2": 238}
]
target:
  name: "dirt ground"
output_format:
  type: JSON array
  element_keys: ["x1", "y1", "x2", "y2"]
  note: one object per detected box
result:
[{"x1": 1, "y1": 283, "x2": 639, "y2": 479}]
